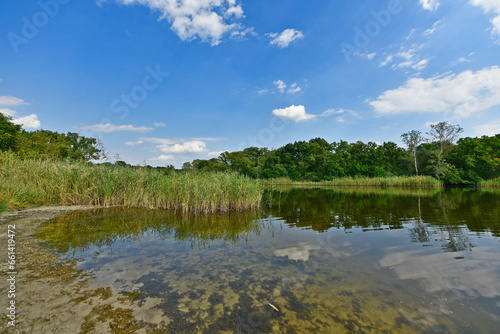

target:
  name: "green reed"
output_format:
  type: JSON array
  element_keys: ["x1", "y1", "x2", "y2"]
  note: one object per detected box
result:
[
  {"x1": 264, "y1": 175, "x2": 443, "y2": 187},
  {"x1": 0, "y1": 152, "x2": 262, "y2": 213}
]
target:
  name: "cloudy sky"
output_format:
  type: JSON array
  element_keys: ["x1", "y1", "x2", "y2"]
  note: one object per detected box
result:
[{"x1": 1, "y1": 0, "x2": 499, "y2": 166}]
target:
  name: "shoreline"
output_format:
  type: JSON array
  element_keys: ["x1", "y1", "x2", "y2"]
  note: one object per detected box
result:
[{"x1": 0, "y1": 207, "x2": 166, "y2": 333}]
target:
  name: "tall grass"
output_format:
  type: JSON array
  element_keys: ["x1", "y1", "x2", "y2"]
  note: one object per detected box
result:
[
  {"x1": 0, "y1": 152, "x2": 262, "y2": 213},
  {"x1": 264, "y1": 175, "x2": 443, "y2": 188},
  {"x1": 478, "y1": 177, "x2": 500, "y2": 187}
]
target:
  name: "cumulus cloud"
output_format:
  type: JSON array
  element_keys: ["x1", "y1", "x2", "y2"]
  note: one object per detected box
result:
[
  {"x1": 158, "y1": 140, "x2": 207, "y2": 153},
  {"x1": 0, "y1": 95, "x2": 39, "y2": 129},
  {"x1": 272, "y1": 105, "x2": 316, "y2": 122},
  {"x1": 469, "y1": 0, "x2": 500, "y2": 40},
  {"x1": 111, "y1": 0, "x2": 248, "y2": 45},
  {"x1": 153, "y1": 122, "x2": 166, "y2": 127},
  {"x1": 0, "y1": 108, "x2": 17, "y2": 117},
  {"x1": 11, "y1": 114, "x2": 40, "y2": 129},
  {"x1": 419, "y1": 0, "x2": 439, "y2": 11},
  {"x1": 271, "y1": 106, "x2": 357, "y2": 123},
  {"x1": 369, "y1": 66, "x2": 500, "y2": 117},
  {"x1": 81, "y1": 123, "x2": 153, "y2": 133},
  {"x1": 474, "y1": 121, "x2": 500, "y2": 136},
  {"x1": 150, "y1": 154, "x2": 175, "y2": 162},
  {"x1": 268, "y1": 28, "x2": 304, "y2": 48},
  {"x1": 208, "y1": 150, "x2": 224, "y2": 157}
]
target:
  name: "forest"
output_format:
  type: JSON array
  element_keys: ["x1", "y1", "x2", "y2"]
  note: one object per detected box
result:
[{"x1": 185, "y1": 124, "x2": 499, "y2": 185}]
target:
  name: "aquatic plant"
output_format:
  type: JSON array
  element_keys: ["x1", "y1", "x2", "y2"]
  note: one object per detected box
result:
[
  {"x1": 265, "y1": 175, "x2": 443, "y2": 187},
  {"x1": 0, "y1": 152, "x2": 262, "y2": 213}
]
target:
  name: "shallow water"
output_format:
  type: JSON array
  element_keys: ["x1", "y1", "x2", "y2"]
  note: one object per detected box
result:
[{"x1": 35, "y1": 187, "x2": 500, "y2": 333}]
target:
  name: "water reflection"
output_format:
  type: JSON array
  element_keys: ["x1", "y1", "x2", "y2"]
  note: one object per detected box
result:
[{"x1": 34, "y1": 187, "x2": 500, "y2": 333}]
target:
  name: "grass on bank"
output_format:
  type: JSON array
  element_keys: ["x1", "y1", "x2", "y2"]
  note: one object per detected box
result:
[
  {"x1": 0, "y1": 152, "x2": 262, "y2": 213},
  {"x1": 478, "y1": 177, "x2": 500, "y2": 187},
  {"x1": 264, "y1": 175, "x2": 443, "y2": 188}
]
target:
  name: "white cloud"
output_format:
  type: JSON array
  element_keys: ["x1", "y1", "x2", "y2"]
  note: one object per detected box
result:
[
  {"x1": 469, "y1": 0, "x2": 500, "y2": 39},
  {"x1": 230, "y1": 27, "x2": 256, "y2": 40},
  {"x1": 150, "y1": 154, "x2": 175, "y2": 162},
  {"x1": 112, "y1": 0, "x2": 248, "y2": 46},
  {"x1": 153, "y1": 122, "x2": 166, "y2": 127},
  {"x1": 353, "y1": 51, "x2": 376, "y2": 60},
  {"x1": 380, "y1": 45, "x2": 430, "y2": 71},
  {"x1": 379, "y1": 54, "x2": 394, "y2": 67},
  {"x1": 224, "y1": 4, "x2": 243, "y2": 18},
  {"x1": 0, "y1": 108, "x2": 17, "y2": 117},
  {"x1": 474, "y1": 121, "x2": 500, "y2": 136},
  {"x1": 369, "y1": 66, "x2": 500, "y2": 117},
  {"x1": 287, "y1": 83, "x2": 302, "y2": 94},
  {"x1": 81, "y1": 123, "x2": 153, "y2": 133},
  {"x1": 139, "y1": 137, "x2": 175, "y2": 144},
  {"x1": 272, "y1": 105, "x2": 316, "y2": 122},
  {"x1": 422, "y1": 20, "x2": 445, "y2": 36},
  {"x1": 208, "y1": 150, "x2": 224, "y2": 157},
  {"x1": 273, "y1": 80, "x2": 287, "y2": 93},
  {"x1": 193, "y1": 137, "x2": 225, "y2": 141},
  {"x1": 322, "y1": 108, "x2": 363, "y2": 121},
  {"x1": 419, "y1": 0, "x2": 439, "y2": 11},
  {"x1": 0, "y1": 95, "x2": 29, "y2": 107},
  {"x1": 11, "y1": 114, "x2": 40, "y2": 129},
  {"x1": 125, "y1": 140, "x2": 144, "y2": 147},
  {"x1": 158, "y1": 140, "x2": 207, "y2": 153},
  {"x1": 269, "y1": 80, "x2": 302, "y2": 94},
  {"x1": 451, "y1": 52, "x2": 475, "y2": 66},
  {"x1": 268, "y1": 28, "x2": 304, "y2": 48}
]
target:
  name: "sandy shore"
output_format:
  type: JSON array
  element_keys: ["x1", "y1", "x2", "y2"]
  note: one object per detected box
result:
[{"x1": 0, "y1": 206, "x2": 164, "y2": 334}]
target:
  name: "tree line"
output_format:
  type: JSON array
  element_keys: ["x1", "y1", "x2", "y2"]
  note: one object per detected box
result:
[
  {"x1": 2, "y1": 113, "x2": 498, "y2": 184},
  {"x1": 185, "y1": 122, "x2": 499, "y2": 185},
  {"x1": 0, "y1": 113, "x2": 103, "y2": 161}
]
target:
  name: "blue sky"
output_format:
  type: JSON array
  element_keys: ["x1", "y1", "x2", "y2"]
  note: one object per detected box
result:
[{"x1": 1, "y1": 0, "x2": 499, "y2": 167}]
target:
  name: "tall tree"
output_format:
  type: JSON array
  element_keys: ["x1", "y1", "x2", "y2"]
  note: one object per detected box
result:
[
  {"x1": 0, "y1": 113, "x2": 22, "y2": 152},
  {"x1": 401, "y1": 130, "x2": 425, "y2": 175},
  {"x1": 427, "y1": 122, "x2": 463, "y2": 177}
]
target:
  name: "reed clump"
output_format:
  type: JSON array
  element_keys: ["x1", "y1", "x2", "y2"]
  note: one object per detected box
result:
[
  {"x1": 0, "y1": 152, "x2": 262, "y2": 213},
  {"x1": 478, "y1": 177, "x2": 500, "y2": 187},
  {"x1": 265, "y1": 175, "x2": 443, "y2": 188}
]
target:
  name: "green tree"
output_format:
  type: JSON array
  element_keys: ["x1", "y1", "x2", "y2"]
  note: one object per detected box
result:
[
  {"x1": 401, "y1": 130, "x2": 425, "y2": 175},
  {"x1": 427, "y1": 122, "x2": 463, "y2": 178},
  {"x1": 0, "y1": 113, "x2": 22, "y2": 152}
]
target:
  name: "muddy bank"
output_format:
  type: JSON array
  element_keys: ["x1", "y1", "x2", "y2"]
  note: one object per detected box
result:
[{"x1": 0, "y1": 206, "x2": 166, "y2": 334}]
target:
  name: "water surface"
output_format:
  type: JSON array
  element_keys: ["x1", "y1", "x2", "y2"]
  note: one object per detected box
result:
[{"x1": 35, "y1": 187, "x2": 500, "y2": 333}]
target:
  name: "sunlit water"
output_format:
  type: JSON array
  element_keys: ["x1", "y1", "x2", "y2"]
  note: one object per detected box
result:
[{"x1": 35, "y1": 188, "x2": 500, "y2": 333}]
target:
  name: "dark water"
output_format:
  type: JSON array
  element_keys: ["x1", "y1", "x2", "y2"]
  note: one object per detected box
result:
[{"x1": 35, "y1": 187, "x2": 500, "y2": 333}]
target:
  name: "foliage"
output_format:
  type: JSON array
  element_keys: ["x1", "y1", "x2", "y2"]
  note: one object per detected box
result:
[
  {"x1": 0, "y1": 112, "x2": 104, "y2": 161},
  {"x1": 185, "y1": 127, "x2": 498, "y2": 185},
  {"x1": 0, "y1": 113, "x2": 22, "y2": 152}
]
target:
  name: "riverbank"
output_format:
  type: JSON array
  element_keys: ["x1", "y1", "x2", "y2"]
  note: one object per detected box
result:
[
  {"x1": 264, "y1": 176, "x2": 443, "y2": 188},
  {"x1": 478, "y1": 177, "x2": 500, "y2": 187},
  {"x1": 0, "y1": 206, "x2": 166, "y2": 333},
  {"x1": 0, "y1": 152, "x2": 262, "y2": 213}
]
